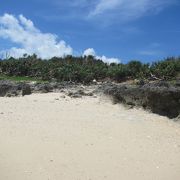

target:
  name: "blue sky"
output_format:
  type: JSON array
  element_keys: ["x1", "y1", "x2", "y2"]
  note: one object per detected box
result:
[{"x1": 0, "y1": 0, "x2": 180, "y2": 63}]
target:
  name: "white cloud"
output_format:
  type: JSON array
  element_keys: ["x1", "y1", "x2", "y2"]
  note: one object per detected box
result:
[
  {"x1": 0, "y1": 13, "x2": 73, "y2": 58},
  {"x1": 0, "y1": 13, "x2": 121, "y2": 62},
  {"x1": 83, "y1": 48, "x2": 96, "y2": 57},
  {"x1": 83, "y1": 48, "x2": 120, "y2": 63},
  {"x1": 96, "y1": 55, "x2": 120, "y2": 64},
  {"x1": 89, "y1": 0, "x2": 176, "y2": 21},
  {"x1": 90, "y1": 0, "x2": 120, "y2": 16}
]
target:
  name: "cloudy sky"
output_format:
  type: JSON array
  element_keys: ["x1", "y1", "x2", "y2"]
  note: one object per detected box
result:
[{"x1": 0, "y1": 0, "x2": 180, "y2": 63}]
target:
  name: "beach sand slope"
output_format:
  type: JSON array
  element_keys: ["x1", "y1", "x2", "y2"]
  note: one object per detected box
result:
[{"x1": 0, "y1": 93, "x2": 180, "y2": 180}]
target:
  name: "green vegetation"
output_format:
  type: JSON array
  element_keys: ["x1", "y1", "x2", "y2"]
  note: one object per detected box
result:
[
  {"x1": 0, "y1": 74, "x2": 47, "y2": 82},
  {"x1": 0, "y1": 54, "x2": 179, "y2": 83}
]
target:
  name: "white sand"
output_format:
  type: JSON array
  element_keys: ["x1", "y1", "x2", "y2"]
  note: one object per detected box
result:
[{"x1": 0, "y1": 93, "x2": 180, "y2": 180}]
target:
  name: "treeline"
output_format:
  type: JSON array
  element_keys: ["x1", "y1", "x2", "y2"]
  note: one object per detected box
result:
[{"x1": 0, "y1": 54, "x2": 179, "y2": 83}]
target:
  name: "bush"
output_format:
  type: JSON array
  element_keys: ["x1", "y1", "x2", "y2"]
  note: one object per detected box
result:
[
  {"x1": 151, "y1": 57, "x2": 180, "y2": 80},
  {"x1": 0, "y1": 55, "x2": 179, "y2": 83}
]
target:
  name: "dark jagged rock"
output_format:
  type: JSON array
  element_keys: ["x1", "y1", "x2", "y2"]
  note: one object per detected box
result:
[
  {"x1": 22, "y1": 84, "x2": 31, "y2": 96},
  {"x1": 0, "y1": 81, "x2": 32, "y2": 97},
  {"x1": 0, "y1": 81, "x2": 20, "y2": 97},
  {"x1": 0, "y1": 80, "x2": 74, "y2": 97},
  {"x1": 175, "y1": 80, "x2": 180, "y2": 87},
  {"x1": 31, "y1": 83, "x2": 54, "y2": 93},
  {"x1": 67, "y1": 89, "x2": 94, "y2": 98},
  {"x1": 1, "y1": 80, "x2": 180, "y2": 120},
  {"x1": 102, "y1": 82, "x2": 180, "y2": 119},
  {"x1": 153, "y1": 81, "x2": 170, "y2": 87}
]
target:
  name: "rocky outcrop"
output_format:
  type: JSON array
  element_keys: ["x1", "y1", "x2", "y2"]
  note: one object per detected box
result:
[
  {"x1": 31, "y1": 83, "x2": 54, "y2": 93},
  {"x1": 22, "y1": 84, "x2": 31, "y2": 96},
  {"x1": 0, "y1": 81, "x2": 20, "y2": 97},
  {"x1": 0, "y1": 80, "x2": 94, "y2": 97},
  {"x1": 1, "y1": 80, "x2": 179, "y2": 119},
  {"x1": 102, "y1": 82, "x2": 180, "y2": 119},
  {"x1": 0, "y1": 81, "x2": 32, "y2": 97},
  {"x1": 67, "y1": 89, "x2": 94, "y2": 98}
]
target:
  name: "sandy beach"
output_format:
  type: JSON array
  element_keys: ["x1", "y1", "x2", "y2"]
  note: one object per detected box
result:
[{"x1": 0, "y1": 92, "x2": 180, "y2": 180}]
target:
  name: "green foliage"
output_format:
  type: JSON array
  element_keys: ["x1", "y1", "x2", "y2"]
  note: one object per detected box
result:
[
  {"x1": 107, "y1": 64, "x2": 129, "y2": 82},
  {"x1": 0, "y1": 74, "x2": 46, "y2": 83},
  {"x1": 127, "y1": 61, "x2": 143, "y2": 77},
  {"x1": 0, "y1": 55, "x2": 179, "y2": 83},
  {"x1": 151, "y1": 57, "x2": 180, "y2": 80}
]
